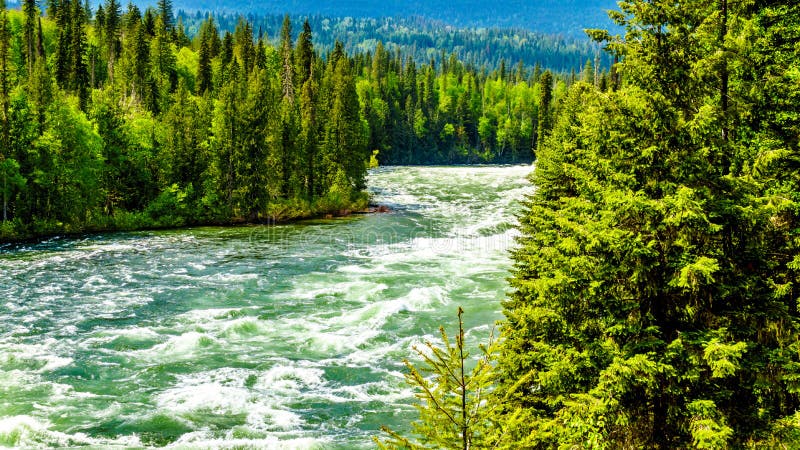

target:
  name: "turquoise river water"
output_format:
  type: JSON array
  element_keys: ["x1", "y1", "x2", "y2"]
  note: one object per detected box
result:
[{"x1": 0, "y1": 165, "x2": 533, "y2": 448}]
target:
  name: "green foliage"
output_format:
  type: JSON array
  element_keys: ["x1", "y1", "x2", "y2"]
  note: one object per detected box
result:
[
  {"x1": 144, "y1": 183, "x2": 190, "y2": 227},
  {"x1": 687, "y1": 400, "x2": 733, "y2": 449},
  {"x1": 490, "y1": 0, "x2": 800, "y2": 447},
  {"x1": 369, "y1": 149, "x2": 379, "y2": 169},
  {"x1": 2, "y1": 12, "x2": 406, "y2": 241},
  {"x1": 376, "y1": 308, "x2": 495, "y2": 450}
]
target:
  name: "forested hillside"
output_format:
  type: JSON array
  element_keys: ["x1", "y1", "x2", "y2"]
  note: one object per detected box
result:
[
  {"x1": 0, "y1": 0, "x2": 375, "y2": 240},
  {"x1": 154, "y1": 0, "x2": 617, "y2": 36},
  {"x1": 0, "y1": 0, "x2": 608, "y2": 241},
  {"x1": 176, "y1": 13, "x2": 611, "y2": 73},
  {"x1": 379, "y1": 0, "x2": 800, "y2": 448}
]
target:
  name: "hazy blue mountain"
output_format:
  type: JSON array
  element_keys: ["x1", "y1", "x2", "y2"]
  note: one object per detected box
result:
[
  {"x1": 173, "y1": 0, "x2": 619, "y2": 36},
  {"x1": 179, "y1": 13, "x2": 612, "y2": 72}
]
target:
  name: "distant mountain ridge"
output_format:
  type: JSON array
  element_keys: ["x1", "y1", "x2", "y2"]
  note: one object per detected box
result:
[
  {"x1": 177, "y1": 13, "x2": 613, "y2": 73},
  {"x1": 4, "y1": 0, "x2": 620, "y2": 37},
  {"x1": 169, "y1": 0, "x2": 619, "y2": 36}
]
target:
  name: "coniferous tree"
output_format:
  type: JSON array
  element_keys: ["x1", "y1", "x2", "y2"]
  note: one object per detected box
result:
[
  {"x1": 492, "y1": 0, "x2": 800, "y2": 447},
  {"x1": 0, "y1": 0, "x2": 18, "y2": 222},
  {"x1": 325, "y1": 55, "x2": 367, "y2": 192},
  {"x1": 151, "y1": 15, "x2": 177, "y2": 110},
  {"x1": 156, "y1": 0, "x2": 172, "y2": 34},
  {"x1": 69, "y1": 0, "x2": 89, "y2": 110},
  {"x1": 195, "y1": 19, "x2": 213, "y2": 94},
  {"x1": 28, "y1": 52, "x2": 52, "y2": 135},
  {"x1": 103, "y1": 0, "x2": 120, "y2": 84},
  {"x1": 162, "y1": 80, "x2": 204, "y2": 188},
  {"x1": 534, "y1": 70, "x2": 552, "y2": 154},
  {"x1": 36, "y1": 17, "x2": 45, "y2": 59},
  {"x1": 210, "y1": 59, "x2": 241, "y2": 212},
  {"x1": 141, "y1": 7, "x2": 155, "y2": 38},
  {"x1": 22, "y1": 0, "x2": 38, "y2": 75},
  {"x1": 53, "y1": 0, "x2": 72, "y2": 87},
  {"x1": 173, "y1": 16, "x2": 189, "y2": 47},
  {"x1": 298, "y1": 52, "x2": 320, "y2": 199},
  {"x1": 94, "y1": 4, "x2": 104, "y2": 34},
  {"x1": 377, "y1": 308, "x2": 496, "y2": 450},
  {"x1": 0, "y1": 0, "x2": 8, "y2": 147},
  {"x1": 126, "y1": 19, "x2": 150, "y2": 104},
  {"x1": 278, "y1": 15, "x2": 297, "y2": 196},
  {"x1": 295, "y1": 19, "x2": 313, "y2": 85},
  {"x1": 237, "y1": 67, "x2": 276, "y2": 221}
]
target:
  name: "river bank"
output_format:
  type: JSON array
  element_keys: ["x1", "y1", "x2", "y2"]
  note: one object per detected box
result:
[{"x1": 0, "y1": 191, "x2": 372, "y2": 244}]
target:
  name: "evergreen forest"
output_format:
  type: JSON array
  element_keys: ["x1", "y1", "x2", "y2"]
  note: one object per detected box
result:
[
  {"x1": 176, "y1": 13, "x2": 611, "y2": 74},
  {"x1": 379, "y1": 0, "x2": 800, "y2": 448},
  {"x1": 1, "y1": 0, "x2": 798, "y2": 446},
  {"x1": 131, "y1": 0, "x2": 619, "y2": 37},
  {"x1": 0, "y1": 0, "x2": 594, "y2": 241}
]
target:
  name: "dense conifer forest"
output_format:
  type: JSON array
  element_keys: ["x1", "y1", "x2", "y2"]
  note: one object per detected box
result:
[
  {"x1": 134, "y1": 0, "x2": 619, "y2": 37},
  {"x1": 0, "y1": 0, "x2": 607, "y2": 241},
  {"x1": 3, "y1": 0, "x2": 798, "y2": 445},
  {"x1": 378, "y1": 0, "x2": 800, "y2": 448},
  {"x1": 176, "y1": 13, "x2": 612, "y2": 73}
]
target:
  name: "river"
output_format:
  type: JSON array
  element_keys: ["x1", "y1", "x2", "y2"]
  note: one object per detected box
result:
[{"x1": 0, "y1": 165, "x2": 533, "y2": 448}]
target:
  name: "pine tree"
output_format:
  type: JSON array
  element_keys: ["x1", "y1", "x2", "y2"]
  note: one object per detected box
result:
[
  {"x1": 103, "y1": 0, "x2": 120, "y2": 84},
  {"x1": 0, "y1": 0, "x2": 15, "y2": 220},
  {"x1": 36, "y1": 17, "x2": 44, "y2": 59},
  {"x1": 299, "y1": 54, "x2": 319, "y2": 199},
  {"x1": 277, "y1": 14, "x2": 298, "y2": 196},
  {"x1": 236, "y1": 67, "x2": 276, "y2": 221},
  {"x1": 161, "y1": 80, "x2": 205, "y2": 188},
  {"x1": 156, "y1": 0, "x2": 172, "y2": 34},
  {"x1": 141, "y1": 7, "x2": 155, "y2": 38},
  {"x1": 28, "y1": 55, "x2": 53, "y2": 135},
  {"x1": 44, "y1": 0, "x2": 57, "y2": 18},
  {"x1": 53, "y1": 0, "x2": 72, "y2": 88},
  {"x1": 295, "y1": 19, "x2": 313, "y2": 86},
  {"x1": 494, "y1": 0, "x2": 800, "y2": 447},
  {"x1": 69, "y1": 0, "x2": 89, "y2": 110},
  {"x1": 151, "y1": 15, "x2": 177, "y2": 109},
  {"x1": 173, "y1": 16, "x2": 189, "y2": 47},
  {"x1": 376, "y1": 308, "x2": 496, "y2": 450},
  {"x1": 325, "y1": 55, "x2": 367, "y2": 192},
  {"x1": 22, "y1": 0, "x2": 37, "y2": 75},
  {"x1": 534, "y1": 70, "x2": 552, "y2": 154},
  {"x1": 229, "y1": 18, "x2": 253, "y2": 76},
  {"x1": 210, "y1": 60, "x2": 242, "y2": 212},
  {"x1": 129, "y1": 20, "x2": 150, "y2": 104},
  {"x1": 195, "y1": 19, "x2": 213, "y2": 95},
  {"x1": 94, "y1": 3, "x2": 104, "y2": 32}
]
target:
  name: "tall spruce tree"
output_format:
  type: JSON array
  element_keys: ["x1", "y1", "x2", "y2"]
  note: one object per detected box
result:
[
  {"x1": 103, "y1": 0, "x2": 120, "y2": 84},
  {"x1": 195, "y1": 18, "x2": 213, "y2": 95},
  {"x1": 278, "y1": 15, "x2": 297, "y2": 196},
  {"x1": 0, "y1": 0, "x2": 9, "y2": 147},
  {"x1": 295, "y1": 19, "x2": 313, "y2": 86},
  {"x1": 0, "y1": 0, "x2": 19, "y2": 222},
  {"x1": 22, "y1": 0, "x2": 37, "y2": 75},
  {"x1": 69, "y1": 0, "x2": 89, "y2": 110},
  {"x1": 325, "y1": 55, "x2": 367, "y2": 192},
  {"x1": 53, "y1": 0, "x2": 72, "y2": 88},
  {"x1": 534, "y1": 70, "x2": 552, "y2": 154},
  {"x1": 156, "y1": 0, "x2": 172, "y2": 33},
  {"x1": 493, "y1": 0, "x2": 800, "y2": 448}
]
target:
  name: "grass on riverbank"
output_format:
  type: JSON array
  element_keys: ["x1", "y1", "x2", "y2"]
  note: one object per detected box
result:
[{"x1": 0, "y1": 191, "x2": 369, "y2": 243}]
